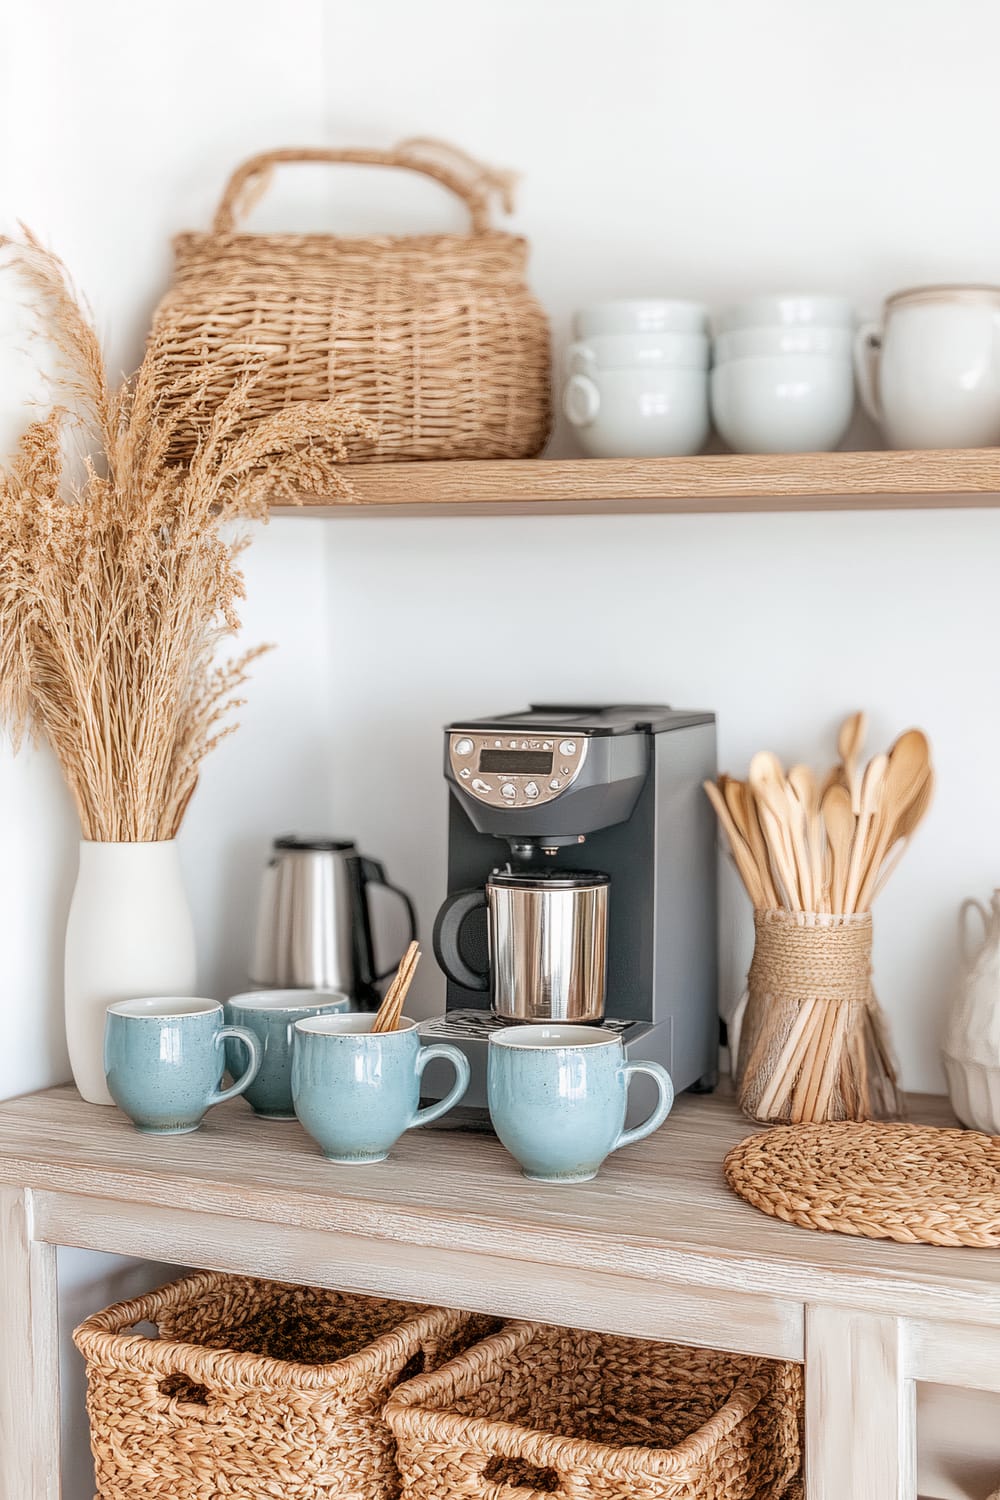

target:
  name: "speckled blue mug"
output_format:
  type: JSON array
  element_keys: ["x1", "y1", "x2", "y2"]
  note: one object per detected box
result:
[
  {"x1": 292, "y1": 1015, "x2": 470, "y2": 1164},
  {"x1": 104, "y1": 998, "x2": 261, "y2": 1135},
  {"x1": 488, "y1": 1024, "x2": 674, "y2": 1183},
  {"x1": 225, "y1": 990, "x2": 351, "y2": 1119}
]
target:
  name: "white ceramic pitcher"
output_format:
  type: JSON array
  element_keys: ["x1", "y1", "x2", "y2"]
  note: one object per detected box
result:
[
  {"x1": 942, "y1": 890, "x2": 1000, "y2": 1134},
  {"x1": 855, "y1": 285, "x2": 1000, "y2": 449}
]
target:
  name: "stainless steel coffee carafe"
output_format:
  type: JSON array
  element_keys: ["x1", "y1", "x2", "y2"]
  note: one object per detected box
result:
[
  {"x1": 251, "y1": 836, "x2": 416, "y2": 1006},
  {"x1": 433, "y1": 868, "x2": 609, "y2": 1023}
]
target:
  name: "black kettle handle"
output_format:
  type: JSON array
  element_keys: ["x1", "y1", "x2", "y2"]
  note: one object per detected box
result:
[
  {"x1": 358, "y1": 857, "x2": 419, "y2": 984},
  {"x1": 433, "y1": 888, "x2": 490, "y2": 992}
]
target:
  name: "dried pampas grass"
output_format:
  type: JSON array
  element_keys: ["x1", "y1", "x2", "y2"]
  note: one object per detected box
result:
[{"x1": 0, "y1": 230, "x2": 373, "y2": 841}]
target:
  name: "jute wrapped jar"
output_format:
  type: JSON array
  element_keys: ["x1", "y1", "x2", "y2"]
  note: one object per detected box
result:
[{"x1": 736, "y1": 909, "x2": 902, "y2": 1125}]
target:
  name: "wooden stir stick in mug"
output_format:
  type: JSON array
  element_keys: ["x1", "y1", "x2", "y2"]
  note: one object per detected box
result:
[{"x1": 371, "y1": 941, "x2": 422, "y2": 1033}]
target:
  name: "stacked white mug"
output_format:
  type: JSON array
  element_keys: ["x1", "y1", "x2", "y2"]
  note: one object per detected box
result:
[
  {"x1": 710, "y1": 294, "x2": 856, "y2": 453},
  {"x1": 563, "y1": 300, "x2": 710, "y2": 457}
]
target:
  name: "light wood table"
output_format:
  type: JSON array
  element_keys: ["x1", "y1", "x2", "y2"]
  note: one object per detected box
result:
[{"x1": 0, "y1": 1085, "x2": 997, "y2": 1499}]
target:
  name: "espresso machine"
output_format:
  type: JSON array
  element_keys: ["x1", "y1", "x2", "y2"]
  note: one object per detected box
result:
[{"x1": 421, "y1": 704, "x2": 719, "y2": 1118}]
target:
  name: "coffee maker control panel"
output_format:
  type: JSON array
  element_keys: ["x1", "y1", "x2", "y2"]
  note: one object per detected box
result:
[{"x1": 448, "y1": 731, "x2": 588, "y2": 810}]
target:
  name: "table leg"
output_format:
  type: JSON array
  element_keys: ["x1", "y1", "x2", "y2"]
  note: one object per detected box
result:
[
  {"x1": 805, "y1": 1304, "x2": 916, "y2": 1500},
  {"x1": 0, "y1": 1187, "x2": 61, "y2": 1499}
]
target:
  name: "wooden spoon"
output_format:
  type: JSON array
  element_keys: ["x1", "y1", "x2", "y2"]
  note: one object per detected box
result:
[
  {"x1": 843, "y1": 753, "x2": 887, "y2": 913},
  {"x1": 783, "y1": 776, "x2": 814, "y2": 912},
  {"x1": 703, "y1": 780, "x2": 768, "y2": 907},
  {"x1": 821, "y1": 783, "x2": 854, "y2": 914},
  {"x1": 788, "y1": 765, "x2": 824, "y2": 913},
  {"x1": 735, "y1": 780, "x2": 781, "y2": 908},
  {"x1": 749, "y1": 752, "x2": 802, "y2": 909},
  {"x1": 855, "y1": 730, "x2": 931, "y2": 910},
  {"x1": 838, "y1": 711, "x2": 868, "y2": 816},
  {"x1": 869, "y1": 767, "x2": 935, "y2": 902}
]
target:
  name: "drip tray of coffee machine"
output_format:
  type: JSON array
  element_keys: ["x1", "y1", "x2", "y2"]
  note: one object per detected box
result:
[{"x1": 418, "y1": 1011, "x2": 672, "y2": 1132}]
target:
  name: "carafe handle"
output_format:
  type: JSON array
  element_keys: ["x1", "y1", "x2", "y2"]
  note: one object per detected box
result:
[
  {"x1": 358, "y1": 857, "x2": 419, "y2": 984},
  {"x1": 433, "y1": 888, "x2": 490, "y2": 991}
]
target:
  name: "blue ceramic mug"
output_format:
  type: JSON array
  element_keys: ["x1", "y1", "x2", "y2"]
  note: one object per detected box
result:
[
  {"x1": 104, "y1": 997, "x2": 261, "y2": 1134},
  {"x1": 291, "y1": 1015, "x2": 470, "y2": 1164},
  {"x1": 225, "y1": 990, "x2": 351, "y2": 1119},
  {"x1": 488, "y1": 1023, "x2": 674, "y2": 1183}
]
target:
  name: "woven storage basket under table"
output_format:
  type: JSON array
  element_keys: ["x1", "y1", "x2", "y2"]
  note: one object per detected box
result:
[
  {"x1": 73, "y1": 1270, "x2": 498, "y2": 1500},
  {"x1": 148, "y1": 139, "x2": 552, "y2": 465},
  {"x1": 384, "y1": 1322, "x2": 803, "y2": 1500}
]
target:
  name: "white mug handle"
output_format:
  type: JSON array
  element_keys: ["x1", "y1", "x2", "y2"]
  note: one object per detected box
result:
[
  {"x1": 563, "y1": 372, "x2": 601, "y2": 428},
  {"x1": 566, "y1": 340, "x2": 597, "y2": 377},
  {"x1": 854, "y1": 320, "x2": 884, "y2": 425}
]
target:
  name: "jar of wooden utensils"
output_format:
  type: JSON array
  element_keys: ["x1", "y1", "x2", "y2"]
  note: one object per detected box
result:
[{"x1": 704, "y1": 714, "x2": 933, "y2": 1124}]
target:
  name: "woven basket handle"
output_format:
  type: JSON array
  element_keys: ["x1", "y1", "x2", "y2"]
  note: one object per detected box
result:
[{"x1": 212, "y1": 141, "x2": 515, "y2": 235}]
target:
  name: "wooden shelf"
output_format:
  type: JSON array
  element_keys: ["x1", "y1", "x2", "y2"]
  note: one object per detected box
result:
[
  {"x1": 276, "y1": 448, "x2": 1000, "y2": 517},
  {"x1": 1, "y1": 1085, "x2": 998, "y2": 1497}
]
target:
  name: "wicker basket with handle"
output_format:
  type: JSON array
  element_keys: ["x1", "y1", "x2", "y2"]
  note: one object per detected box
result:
[
  {"x1": 384, "y1": 1321, "x2": 803, "y2": 1500},
  {"x1": 73, "y1": 1270, "x2": 499, "y2": 1500},
  {"x1": 147, "y1": 139, "x2": 552, "y2": 465}
]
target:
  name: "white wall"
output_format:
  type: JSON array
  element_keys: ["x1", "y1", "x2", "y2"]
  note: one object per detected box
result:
[
  {"x1": 321, "y1": 0, "x2": 1000, "y2": 1096},
  {"x1": 0, "y1": 4, "x2": 334, "y2": 1495},
  {"x1": 3, "y1": 1, "x2": 1000, "y2": 1494}
]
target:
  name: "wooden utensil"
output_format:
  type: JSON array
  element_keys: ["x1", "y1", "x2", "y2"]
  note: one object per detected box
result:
[
  {"x1": 821, "y1": 782, "x2": 854, "y2": 914},
  {"x1": 837, "y1": 711, "x2": 867, "y2": 816},
  {"x1": 704, "y1": 779, "x2": 768, "y2": 907},
  {"x1": 869, "y1": 767, "x2": 935, "y2": 902},
  {"x1": 748, "y1": 752, "x2": 802, "y2": 909},
  {"x1": 371, "y1": 941, "x2": 421, "y2": 1033},
  {"x1": 855, "y1": 730, "x2": 931, "y2": 910},
  {"x1": 788, "y1": 765, "x2": 823, "y2": 913},
  {"x1": 843, "y1": 753, "x2": 887, "y2": 913},
  {"x1": 739, "y1": 781, "x2": 781, "y2": 908}
]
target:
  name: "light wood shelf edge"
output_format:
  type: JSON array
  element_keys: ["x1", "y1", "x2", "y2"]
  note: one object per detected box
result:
[{"x1": 272, "y1": 448, "x2": 1000, "y2": 516}]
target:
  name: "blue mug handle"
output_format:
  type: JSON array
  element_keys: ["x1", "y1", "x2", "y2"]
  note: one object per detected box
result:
[
  {"x1": 613, "y1": 1061, "x2": 674, "y2": 1152},
  {"x1": 411, "y1": 1043, "x2": 471, "y2": 1127},
  {"x1": 209, "y1": 1025, "x2": 262, "y2": 1106}
]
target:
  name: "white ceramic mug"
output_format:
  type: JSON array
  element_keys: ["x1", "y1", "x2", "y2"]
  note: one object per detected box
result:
[
  {"x1": 567, "y1": 332, "x2": 709, "y2": 374},
  {"x1": 563, "y1": 366, "x2": 710, "y2": 458},
  {"x1": 710, "y1": 353, "x2": 854, "y2": 454},
  {"x1": 714, "y1": 326, "x2": 852, "y2": 363},
  {"x1": 717, "y1": 294, "x2": 855, "y2": 335},
  {"x1": 573, "y1": 299, "x2": 708, "y2": 338},
  {"x1": 855, "y1": 285, "x2": 1000, "y2": 449}
]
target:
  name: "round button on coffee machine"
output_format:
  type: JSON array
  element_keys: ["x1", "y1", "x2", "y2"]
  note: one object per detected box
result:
[
  {"x1": 454, "y1": 738, "x2": 474, "y2": 757},
  {"x1": 501, "y1": 783, "x2": 516, "y2": 800},
  {"x1": 559, "y1": 739, "x2": 577, "y2": 755}
]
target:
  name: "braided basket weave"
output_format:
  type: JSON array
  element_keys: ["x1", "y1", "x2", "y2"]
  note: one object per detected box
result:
[
  {"x1": 384, "y1": 1322, "x2": 803, "y2": 1500},
  {"x1": 147, "y1": 140, "x2": 552, "y2": 465},
  {"x1": 73, "y1": 1271, "x2": 498, "y2": 1500}
]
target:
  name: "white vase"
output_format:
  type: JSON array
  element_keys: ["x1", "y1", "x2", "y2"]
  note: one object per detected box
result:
[
  {"x1": 64, "y1": 840, "x2": 197, "y2": 1105},
  {"x1": 942, "y1": 890, "x2": 1000, "y2": 1135}
]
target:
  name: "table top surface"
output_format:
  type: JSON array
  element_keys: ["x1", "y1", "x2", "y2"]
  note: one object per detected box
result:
[{"x1": 0, "y1": 1084, "x2": 996, "y2": 1321}]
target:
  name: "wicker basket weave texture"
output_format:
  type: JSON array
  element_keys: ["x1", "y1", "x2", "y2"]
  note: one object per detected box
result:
[
  {"x1": 148, "y1": 141, "x2": 552, "y2": 465},
  {"x1": 73, "y1": 1271, "x2": 498, "y2": 1500},
  {"x1": 384, "y1": 1322, "x2": 803, "y2": 1500}
]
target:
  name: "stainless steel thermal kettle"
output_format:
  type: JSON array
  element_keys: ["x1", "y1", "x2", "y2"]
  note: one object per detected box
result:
[{"x1": 250, "y1": 835, "x2": 417, "y2": 1006}]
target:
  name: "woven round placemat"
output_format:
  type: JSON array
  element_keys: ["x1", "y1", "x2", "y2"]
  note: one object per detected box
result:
[{"x1": 724, "y1": 1121, "x2": 1000, "y2": 1247}]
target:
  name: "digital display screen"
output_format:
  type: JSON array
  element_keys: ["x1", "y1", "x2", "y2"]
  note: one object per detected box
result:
[{"x1": 478, "y1": 750, "x2": 554, "y2": 774}]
